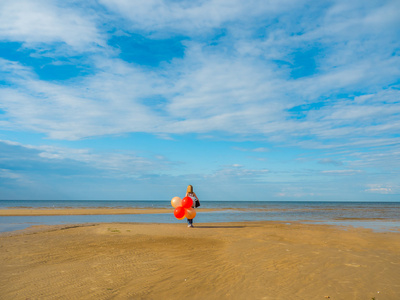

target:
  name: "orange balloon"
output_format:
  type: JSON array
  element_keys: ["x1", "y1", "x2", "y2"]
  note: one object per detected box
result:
[
  {"x1": 185, "y1": 207, "x2": 196, "y2": 219},
  {"x1": 171, "y1": 196, "x2": 182, "y2": 208},
  {"x1": 181, "y1": 196, "x2": 193, "y2": 208}
]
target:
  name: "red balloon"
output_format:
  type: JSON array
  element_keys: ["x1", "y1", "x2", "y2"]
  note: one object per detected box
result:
[
  {"x1": 174, "y1": 206, "x2": 186, "y2": 219},
  {"x1": 181, "y1": 196, "x2": 193, "y2": 208}
]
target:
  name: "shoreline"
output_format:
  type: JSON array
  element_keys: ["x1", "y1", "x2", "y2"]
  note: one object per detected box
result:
[
  {"x1": 1, "y1": 221, "x2": 399, "y2": 299},
  {"x1": 1, "y1": 206, "x2": 398, "y2": 216},
  {"x1": 0, "y1": 207, "x2": 312, "y2": 216},
  {"x1": 0, "y1": 207, "x2": 220, "y2": 216}
]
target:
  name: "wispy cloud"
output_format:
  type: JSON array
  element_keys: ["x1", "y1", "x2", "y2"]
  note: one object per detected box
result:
[
  {"x1": 0, "y1": 140, "x2": 170, "y2": 178},
  {"x1": 365, "y1": 184, "x2": 397, "y2": 195},
  {"x1": 318, "y1": 158, "x2": 343, "y2": 166},
  {"x1": 0, "y1": 168, "x2": 22, "y2": 180},
  {"x1": 233, "y1": 147, "x2": 269, "y2": 153},
  {"x1": 321, "y1": 169, "x2": 362, "y2": 175},
  {"x1": 207, "y1": 164, "x2": 269, "y2": 181}
]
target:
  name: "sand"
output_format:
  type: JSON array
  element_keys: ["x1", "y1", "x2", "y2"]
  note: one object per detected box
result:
[
  {"x1": 1, "y1": 219, "x2": 399, "y2": 300},
  {"x1": 0, "y1": 208, "x2": 218, "y2": 216}
]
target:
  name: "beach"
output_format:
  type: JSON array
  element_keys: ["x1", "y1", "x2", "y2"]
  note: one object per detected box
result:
[{"x1": 1, "y1": 218, "x2": 399, "y2": 299}]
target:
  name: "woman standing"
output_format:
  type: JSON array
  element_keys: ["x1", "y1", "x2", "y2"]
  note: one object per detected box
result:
[{"x1": 185, "y1": 185, "x2": 200, "y2": 228}]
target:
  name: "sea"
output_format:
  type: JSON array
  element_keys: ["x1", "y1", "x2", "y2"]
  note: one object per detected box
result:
[{"x1": 1, "y1": 200, "x2": 399, "y2": 233}]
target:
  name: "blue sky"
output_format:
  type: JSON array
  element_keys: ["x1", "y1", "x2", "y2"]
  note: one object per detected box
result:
[{"x1": 0, "y1": 0, "x2": 399, "y2": 201}]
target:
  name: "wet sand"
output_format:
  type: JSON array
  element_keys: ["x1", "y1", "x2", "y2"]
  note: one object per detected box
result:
[
  {"x1": 0, "y1": 208, "x2": 218, "y2": 216},
  {"x1": 1, "y1": 221, "x2": 399, "y2": 299}
]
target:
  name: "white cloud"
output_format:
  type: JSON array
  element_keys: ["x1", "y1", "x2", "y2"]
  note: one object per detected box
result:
[
  {"x1": 347, "y1": 146, "x2": 400, "y2": 171},
  {"x1": 0, "y1": 140, "x2": 170, "y2": 177},
  {"x1": 1, "y1": 50, "x2": 399, "y2": 147},
  {"x1": 365, "y1": 184, "x2": 397, "y2": 194},
  {"x1": 366, "y1": 187, "x2": 392, "y2": 194},
  {"x1": 98, "y1": 0, "x2": 301, "y2": 37},
  {"x1": 276, "y1": 191, "x2": 315, "y2": 198},
  {"x1": 207, "y1": 164, "x2": 269, "y2": 182},
  {"x1": 318, "y1": 158, "x2": 343, "y2": 166},
  {"x1": 322, "y1": 170, "x2": 362, "y2": 175},
  {"x1": 0, "y1": 57, "x2": 167, "y2": 140},
  {"x1": 0, "y1": 168, "x2": 22, "y2": 180},
  {"x1": 0, "y1": 0, "x2": 398, "y2": 150},
  {"x1": 233, "y1": 147, "x2": 269, "y2": 152},
  {"x1": 0, "y1": 0, "x2": 105, "y2": 53}
]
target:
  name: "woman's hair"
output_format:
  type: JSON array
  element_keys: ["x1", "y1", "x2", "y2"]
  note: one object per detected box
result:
[{"x1": 187, "y1": 185, "x2": 193, "y2": 193}]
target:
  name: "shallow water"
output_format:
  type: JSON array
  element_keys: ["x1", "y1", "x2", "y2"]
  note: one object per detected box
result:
[
  {"x1": 2, "y1": 200, "x2": 399, "y2": 211},
  {"x1": 1, "y1": 200, "x2": 399, "y2": 233}
]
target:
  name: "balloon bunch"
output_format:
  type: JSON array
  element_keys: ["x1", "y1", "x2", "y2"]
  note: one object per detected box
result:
[{"x1": 171, "y1": 196, "x2": 197, "y2": 220}]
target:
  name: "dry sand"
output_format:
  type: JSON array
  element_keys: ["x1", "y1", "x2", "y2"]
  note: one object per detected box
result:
[{"x1": 1, "y1": 220, "x2": 399, "y2": 300}]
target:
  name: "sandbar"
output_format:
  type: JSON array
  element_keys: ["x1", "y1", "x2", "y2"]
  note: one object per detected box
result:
[
  {"x1": 0, "y1": 208, "x2": 218, "y2": 216},
  {"x1": 1, "y1": 221, "x2": 399, "y2": 299}
]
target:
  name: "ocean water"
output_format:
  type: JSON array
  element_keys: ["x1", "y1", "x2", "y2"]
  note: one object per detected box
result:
[{"x1": 1, "y1": 200, "x2": 399, "y2": 233}]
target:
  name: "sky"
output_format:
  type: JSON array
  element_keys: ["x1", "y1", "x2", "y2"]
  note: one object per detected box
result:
[{"x1": 0, "y1": 0, "x2": 399, "y2": 201}]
